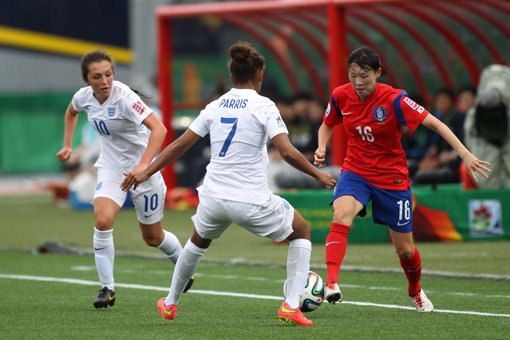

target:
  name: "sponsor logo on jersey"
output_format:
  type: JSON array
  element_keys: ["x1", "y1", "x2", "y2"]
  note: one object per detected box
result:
[
  {"x1": 373, "y1": 106, "x2": 387, "y2": 122},
  {"x1": 107, "y1": 106, "x2": 116, "y2": 117},
  {"x1": 404, "y1": 97, "x2": 425, "y2": 114},
  {"x1": 325, "y1": 103, "x2": 331, "y2": 117},
  {"x1": 132, "y1": 101, "x2": 146, "y2": 115},
  {"x1": 276, "y1": 116, "x2": 285, "y2": 128},
  {"x1": 96, "y1": 182, "x2": 102, "y2": 190}
]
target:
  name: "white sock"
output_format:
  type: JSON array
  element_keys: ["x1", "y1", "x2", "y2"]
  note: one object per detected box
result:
[
  {"x1": 157, "y1": 230, "x2": 183, "y2": 263},
  {"x1": 285, "y1": 238, "x2": 311, "y2": 309},
  {"x1": 93, "y1": 227, "x2": 115, "y2": 291},
  {"x1": 165, "y1": 239, "x2": 206, "y2": 306}
]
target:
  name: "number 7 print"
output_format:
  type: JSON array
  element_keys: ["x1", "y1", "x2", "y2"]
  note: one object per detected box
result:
[{"x1": 219, "y1": 117, "x2": 238, "y2": 157}]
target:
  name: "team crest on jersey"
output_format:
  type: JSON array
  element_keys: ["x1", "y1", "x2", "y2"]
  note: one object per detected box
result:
[
  {"x1": 325, "y1": 103, "x2": 331, "y2": 117},
  {"x1": 107, "y1": 106, "x2": 116, "y2": 117},
  {"x1": 373, "y1": 106, "x2": 387, "y2": 122}
]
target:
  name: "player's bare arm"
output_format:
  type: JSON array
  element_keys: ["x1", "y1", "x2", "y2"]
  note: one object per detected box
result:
[
  {"x1": 314, "y1": 122, "x2": 334, "y2": 168},
  {"x1": 421, "y1": 113, "x2": 491, "y2": 182},
  {"x1": 132, "y1": 113, "x2": 167, "y2": 172},
  {"x1": 56, "y1": 102, "x2": 80, "y2": 163},
  {"x1": 121, "y1": 128, "x2": 201, "y2": 191}
]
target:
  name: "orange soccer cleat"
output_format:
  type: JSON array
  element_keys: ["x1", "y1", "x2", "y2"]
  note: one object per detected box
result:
[
  {"x1": 278, "y1": 302, "x2": 313, "y2": 326},
  {"x1": 157, "y1": 298, "x2": 178, "y2": 320}
]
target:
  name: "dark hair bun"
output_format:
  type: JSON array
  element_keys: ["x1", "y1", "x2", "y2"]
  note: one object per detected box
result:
[
  {"x1": 228, "y1": 41, "x2": 265, "y2": 84},
  {"x1": 230, "y1": 43, "x2": 251, "y2": 63}
]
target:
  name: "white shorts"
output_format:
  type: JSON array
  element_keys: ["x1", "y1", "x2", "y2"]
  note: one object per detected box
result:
[
  {"x1": 94, "y1": 167, "x2": 167, "y2": 224},
  {"x1": 191, "y1": 194, "x2": 295, "y2": 243}
]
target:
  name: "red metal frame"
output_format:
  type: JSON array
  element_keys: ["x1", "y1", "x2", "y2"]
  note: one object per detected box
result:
[
  {"x1": 245, "y1": 15, "x2": 326, "y2": 98},
  {"x1": 264, "y1": 13, "x2": 327, "y2": 59},
  {"x1": 399, "y1": 4, "x2": 480, "y2": 83},
  {"x1": 431, "y1": 3, "x2": 504, "y2": 64},
  {"x1": 370, "y1": 6, "x2": 453, "y2": 95},
  {"x1": 350, "y1": 11, "x2": 430, "y2": 100},
  {"x1": 462, "y1": 2, "x2": 510, "y2": 42},
  {"x1": 156, "y1": 0, "x2": 509, "y2": 188},
  {"x1": 219, "y1": 16, "x2": 300, "y2": 93},
  {"x1": 156, "y1": 16, "x2": 176, "y2": 189}
]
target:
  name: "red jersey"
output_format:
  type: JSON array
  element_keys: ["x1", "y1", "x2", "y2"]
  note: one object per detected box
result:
[{"x1": 324, "y1": 83, "x2": 429, "y2": 190}]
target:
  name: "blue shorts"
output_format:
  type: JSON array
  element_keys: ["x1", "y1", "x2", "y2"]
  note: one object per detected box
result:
[{"x1": 332, "y1": 171, "x2": 413, "y2": 233}]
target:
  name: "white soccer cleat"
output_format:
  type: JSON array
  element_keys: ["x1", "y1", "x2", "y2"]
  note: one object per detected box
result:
[
  {"x1": 409, "y1": 289, "x2": 434, "y2": 312},
  {"x1": 325, "y1": 282, "x2": 342, "y2": 304}
]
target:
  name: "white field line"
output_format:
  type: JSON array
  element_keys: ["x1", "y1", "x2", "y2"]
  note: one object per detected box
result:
[
  {"x1": 70, "y1": 267, "x2": 510, "y2": 299},
  {"x1": 1, "y1": 274, "x2": 509, "y2": 318}
]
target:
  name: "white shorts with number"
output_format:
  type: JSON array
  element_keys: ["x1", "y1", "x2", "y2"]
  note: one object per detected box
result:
[
  {"x1": 94, "y1": 167, "x2": 167, "y2": 225},
  {"x1": 191, "y1": 193, "x2": 295, "y2": 243}
]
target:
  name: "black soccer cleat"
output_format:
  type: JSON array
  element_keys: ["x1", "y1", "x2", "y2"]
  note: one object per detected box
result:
[
  {"x1": 183, "y1": 275, "x2": 195, "y2": 293},
  {"x1": 93, "y1": 287, "x2": 116, "y2": 309}
]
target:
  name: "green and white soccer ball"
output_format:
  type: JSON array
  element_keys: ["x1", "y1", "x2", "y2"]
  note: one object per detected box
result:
[{"x1": 283, "y1": 271, "x2": 325, "y2": 312}]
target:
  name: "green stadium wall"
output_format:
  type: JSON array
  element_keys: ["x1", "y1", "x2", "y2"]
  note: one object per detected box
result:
[
  {"x1": 0, "y1": 93, "x2": 87, "y2": 173},
  {"x1": 279, "y1": 185, "x2": 510, "y2": 244}
]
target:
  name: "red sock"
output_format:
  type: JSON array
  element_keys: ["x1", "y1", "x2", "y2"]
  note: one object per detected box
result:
[
  {"x1": 325, "y1": 223, "x2": 350, "y2": 285},
  {"x1": 399, "y1": 247, "x2": 422, "y2": 296}
]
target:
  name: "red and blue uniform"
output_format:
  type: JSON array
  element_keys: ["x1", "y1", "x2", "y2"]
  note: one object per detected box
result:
[
  {"x1": 325, "y1": 83, "x2": 429, "y2": 231},
  {"x1": 325, "y1": 82, "x2": 428, "y2": 190}
]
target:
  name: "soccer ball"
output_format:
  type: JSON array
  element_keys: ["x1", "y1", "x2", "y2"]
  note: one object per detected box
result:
[{"x1": 283, "y1": 271, "x2": 325, "y2": 312}]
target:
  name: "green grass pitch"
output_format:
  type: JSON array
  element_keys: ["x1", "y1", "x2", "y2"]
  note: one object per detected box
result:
[{"x1": 0, "y1": 193, "x2": 509, "y2": 339}]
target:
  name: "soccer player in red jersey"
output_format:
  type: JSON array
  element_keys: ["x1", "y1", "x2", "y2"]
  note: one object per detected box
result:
[{"x1": 314, "y1": 46, "x2": 491, "y2": 312}]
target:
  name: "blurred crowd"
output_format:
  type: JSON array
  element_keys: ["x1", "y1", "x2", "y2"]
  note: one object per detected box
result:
[
  {"x1": 404, "y1": 65, "x2": 510, "y2": 190},
  {"x1": 66, "y1": 65, "x2": 510, "y2": 192}
]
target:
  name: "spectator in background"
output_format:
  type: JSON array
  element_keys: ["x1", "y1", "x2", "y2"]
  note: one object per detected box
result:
[
  {"x1": 456, "y1": 85, "x2": 476, "y2": 115},
  {"x1": 401, "y1": 94, "x2": 440, "y2": 178},
  {"x1": 302, "y1": 97, "x2": 328, "y2": 162},
  {"x1": 269, "y1": 95, "x2": 341, "y2": 190},
  {"x1": 414, "y1": 88, "x2": 465, "y2": 184},
  {"x1": 277, "y1": 93, "x2": 314, "y2": 153},
  {"x1": 462, "y1": 65, "x2": 510, "y2": 189}
]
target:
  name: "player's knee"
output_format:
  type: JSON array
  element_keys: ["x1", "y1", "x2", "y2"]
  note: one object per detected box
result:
[
  {"x1": 143, "y1": 235, "x2": 162, "y2": 247},
  {"x1": 332, "y1": 209, "x2": 354, "y2": 226},
  {"x1": 396, "y1": 247, "x2": 414, "y2": 259},
  {"x1": 94, "y1": 215, "x2": 114, "y2": 230},
  {"x1": 288, "y1": 222, "x2": 311, "y2": 241}
]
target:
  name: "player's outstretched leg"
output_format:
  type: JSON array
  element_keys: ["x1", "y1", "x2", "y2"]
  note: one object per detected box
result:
[
  {"x1": 279, "y1": 238, "x2": 313, "y2": 326},
  {"x1": 325, "y1": 223, "x2": 349, "y2": 304},
  {"x1": 398, "y1": 247, "x2": 433, "y2": 311},
  {"x1": 93, "y1": 227, "x2": 115, "y2": 308}
]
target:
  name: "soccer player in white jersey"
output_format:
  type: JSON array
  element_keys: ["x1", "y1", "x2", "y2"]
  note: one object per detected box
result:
[
  {"x1": 57, "y1": 49, "x2": 192, "y2": 309},
  {"x1": 121, "y1": 42, "x2": 337, "y2": 326}
]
